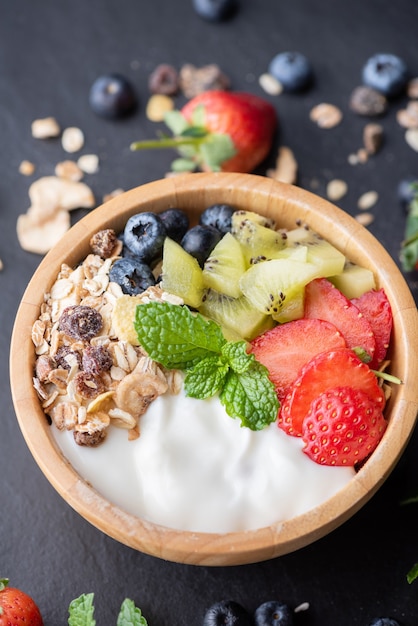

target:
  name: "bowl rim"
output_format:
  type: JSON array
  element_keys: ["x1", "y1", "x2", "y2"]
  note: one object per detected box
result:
[{"x1": 10, "y1": 172, "x2": 418, "y2": 566}]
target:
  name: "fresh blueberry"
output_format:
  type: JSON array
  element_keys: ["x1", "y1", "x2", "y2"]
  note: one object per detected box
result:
[
  {"x1": 158, "y1": 208, "x2": 189, "y2": 243},
  {"x1": 203, "y1": 600, "x2": 252, "y2": 626},
  {"x1": 397, "y1": 177, "x2": 418, "y2": 210},
  {"x1": 192, "y1": 0, "x2": 238, "y2": 22},
  {"x1": 109, "y1": 258, "x2": 155, "y2": 295},
  {"x1": 254, "y1": 601, "x2": 293, "y2": 626},
  {"x1": 123, "y1": 212, "x2": 167, "y2": 264},
  {"x1": 268, "y1": 52, "x2": 313, "y2": 92},
  {"x1": 181, "y1": 224, "x2": 222, "y2": 267},
  {"x1": 368, "y1": 619, "x2": 401, "y2": 626},
  {"x1": 200, "y1": 204, "x2": 234, "y2": 234},
  {"x1": 362, "y1": 53, "x2": 408, "y2": 97},
  {"x1": 89, "y1": 73, "x2": 137, "y2": 119}
]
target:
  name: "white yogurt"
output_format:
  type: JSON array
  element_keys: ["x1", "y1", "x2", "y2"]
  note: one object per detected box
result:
[{"x1": 52, "y1": 389, "x2": 355, "y2": 533}]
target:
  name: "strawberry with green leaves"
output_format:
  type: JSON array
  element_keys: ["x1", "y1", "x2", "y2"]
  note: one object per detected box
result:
[
  {"x1": 131, "y1": 90, "x2": 277, "y2": 173},
  {"x1": 0, "y1": 579, "x2": 43, "y2": 626}
]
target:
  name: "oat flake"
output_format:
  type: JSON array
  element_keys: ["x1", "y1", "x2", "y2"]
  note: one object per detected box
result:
[
  {"x1": 310, "y1": 103, "x2": 343, "y2": 129},
  {"x1": 258, "y1": 73, "x2": 283, "y2": 95},
  {"x1": 357, "y1": 190, "x2": 378, "y2": 210},
  {"x1": 355, "y1": 212, "x2": 374, "y2": 226},
  {"x1": 19, "y1": 160, "x2": 36, "y2": 176},
  {"x1": 326, "y1": 179, "x2": 348, "y2": 201},
  {"x1": 405, "y1": 128, "x2": 418, "y2": 152},
  {"x1": 62, "y1": 127, "x2": 85, "y2": 153}
]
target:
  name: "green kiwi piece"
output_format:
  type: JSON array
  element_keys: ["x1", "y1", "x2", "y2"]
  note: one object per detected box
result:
[
  {"x1": 285, "y1": 226, "x2": 346, "y2": 277},
  {"x1": 330, "y1": 262, "x2": 376, "y2": 299},
  {"x1": 161, "y1": 237, "x2": 205, "y2": 308},
  {"x1": 202, "y1": 233, "x2": 247, "y2": 298},
  {"x1": 198, "y1": 289, "x2": 274, "y2": 341}
]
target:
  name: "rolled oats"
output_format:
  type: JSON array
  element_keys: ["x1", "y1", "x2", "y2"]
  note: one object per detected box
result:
[
  {"x1": 55, "y1": 160, "x2": 84, "y2": 181},
  {"x1": 62, "y1": 127, "x2": 85, "y2": 153},
  {"x1": 77, "y1": 154, "x2": 99, "y2": 174},
  {"x1": 31, "y1": 116, "x2": 61, "y2": 139},
  {"x1": 146, "y1": 94, "x2": 174, "y2": 122},
  {"x1": 326, "y1": 179, "x2": 348, "y2": 202},
  {"x1": 259, "y1": 73, "x2": 283, "y2": 96},
  {"x1": 357, "y1": 190, "x2": 378, "y2": 210},
  {"x1": 19, "y1": 160, "x2": 36, "y2": 176},
  {"x1": 310, "y1": 103, "x2": 343, "y2": 129},
  {"x1": 266, "y1": 146, "x2": 298, "y2": 184}
]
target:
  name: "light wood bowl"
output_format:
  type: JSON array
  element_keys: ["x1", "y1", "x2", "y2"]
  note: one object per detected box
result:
[{"x1": 10, "y1": 173, "x2": 418, "y2": 566}]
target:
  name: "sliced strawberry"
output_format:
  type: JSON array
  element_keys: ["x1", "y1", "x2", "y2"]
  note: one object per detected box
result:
[
  {"x1": 301, "y1": 386, "x2": 387, "y2": 466},
  {"x1": 250, "y1": 318, "x2": 346, "y2": 401},
  {"x1": 304, "y1": 277, "x2": 376, "y2": 362},
  {"x1": 278, "y1": 348, "x2": 386, "y2": 436},
  {"x1": 351, "y1": 288, "x2": 393, "y2": 369}
]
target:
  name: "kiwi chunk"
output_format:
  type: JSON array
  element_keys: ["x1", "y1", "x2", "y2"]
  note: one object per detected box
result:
[
  {"x1": 239, "y1": 258, "x2": 320, "y2": 316},
  {"x1": 330, "y1": 262, "x2": 376, "y2": 299},
  {"x1": 202, "y1": 232, "x2": 246, "y2": 298},
  {"x1": 231, "y1": 209, "x2": 276, "y2": 230},
  {"x1": 232, "y1": 219, "x2": 287, "y2": 265},
  {"x1": 198, "y1": 289, "x2": 273, "y2": 341},
  {"x1": 285, "y1": 226, "x2": 346, "y2": 277},
  {"x1": 161, "y1": 237, "x2": 204, "y2": 308}
]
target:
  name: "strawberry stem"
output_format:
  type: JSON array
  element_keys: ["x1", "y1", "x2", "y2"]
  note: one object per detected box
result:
[
  {"x1": 130, "y1": 136, "x2": 206, "y2": 151},
  {"x1": 372, "y1": 370, "x2": 403, "y2": 385}
]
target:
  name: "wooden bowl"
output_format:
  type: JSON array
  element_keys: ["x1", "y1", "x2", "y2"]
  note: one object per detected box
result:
[{"x1": 10, "y1": 173, "x2": 418, "y2": 566}]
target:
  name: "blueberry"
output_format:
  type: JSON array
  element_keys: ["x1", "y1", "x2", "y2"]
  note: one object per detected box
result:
[
  {"x1": 192, "y1": 0, "x2": 238, "y2": 22},
  {"x1": 124, "y1": 212, "x2": 167, "y2": 264},
  {"x1": 397, "y1": 177, "x2": 418, "y2": 210},
  {"x1": 203, "y1": 600, "x2": 252, "y2": 626},
  {"x1": 89, "y1": 73, "x2": 137, "y2": 119},
  {"x1": 109, "y1": 258, "x2": 155, "y2": 295},
  {"x1": 200, "y1": 204, "x2": 234, "y2": 234},
  {"x1": 158, "y1": 208, "x2": 189, "y2": 243},
  {"x1": 254, "y1": 601, "x2": 293, "y2": 626},
  {"x1": 268, "y1": 52, "x2": 313, "y2": 92},
  {"x1": 368, "y1": 619, "x2": 401, "y2": 626},
  {"x1": 181, "y1": 224, "x2": 222, "y2": 267},
  {"x1": 362, "y1": 53, "x2": 408, "y2": 97}
]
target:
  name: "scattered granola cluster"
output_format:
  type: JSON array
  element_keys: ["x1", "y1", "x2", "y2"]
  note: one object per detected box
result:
[{"x1": 31, "y1": 232, "x2": 183, "y2": 447}]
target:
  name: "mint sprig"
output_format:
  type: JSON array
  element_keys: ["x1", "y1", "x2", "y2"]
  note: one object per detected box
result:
[
  {"x1": 400, "y1": 182, "x2": 418, "y2": 271},
  {"x1": 68, "y1": 594, "x2": 148, "y2": 626},
  {"x1": 134, "y1": 302, "x2": 279, "y2": 430}
]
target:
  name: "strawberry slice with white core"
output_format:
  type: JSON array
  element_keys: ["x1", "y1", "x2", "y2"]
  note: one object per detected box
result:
[
  {"x1": 279, "y1": 348, "x2": 386, "y2": 436},
  {"x1": 250, "y1": 318, "x2": 346, "y2": 401},
  {"x1": 302, "y1": 385, "x2": 387, "y2": 466},
  {"x1": 352, "y1": 288, "x2": 393, "y2": 369},
  {"x1": 304, "y1": 278, "x2": 376, "y2": 363}
]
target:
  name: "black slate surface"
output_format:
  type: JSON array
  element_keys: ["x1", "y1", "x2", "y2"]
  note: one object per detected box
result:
[{"x1": 1, "y1": 1, "x2": 418, "y2": 624}]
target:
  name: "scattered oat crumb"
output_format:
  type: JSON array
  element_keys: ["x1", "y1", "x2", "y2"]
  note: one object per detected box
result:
[
  {"x1": 405, "y1": 127, "x2": 418, "y2": 152},
  {"x1": 294, "y1": 602, "x2": 310, "y2": 613},
  {"x1": 356, "y1": 147, "x2": 369, "y2": 163},
  {"x1": 19, "y1": 160, "x2": 36, "y2": 176},
  {"x1": 348, "y1": 153, "x2": 359, "y2": 165},
  {"x1": 355, "y1": 212, "x2": 374, "y2": 226},
  {"x1": 31, "y1": 116, "x2": 61, "y2": 139},
  {"x1": 397, "y1": 101, "x2": 418, "y2": 129},
  {"x1": 326, "y1": 179, "x2": 348, "y2": 201},
  {"x1": 258, "y1": 72, "x2": 283, "y2": 95},
  {"x1": 103, "y1": 188, "x2": 124, "y2": 203},
  {"x1": 0, "y1": 258, "x2": 3, "y2": 271},
  {"x1": 78, "y1": 154, "x2": 100, "y2": 174},
  {"x1": 363, "y1": 123, "x2": 384, "y2": 154},
  {"x1": 266, "y1": 146, "x2": 298, "y2": 184},
  {"x1": 407, "y1": 77, "x2": 418, "y2": 99},
  {"x1": 310, "y1": 103, "x2": 343, "y2": 129},
  {"x1": 146, "y1": 94, "x2": 175, "y2": 122},
  {"x1": 357, "y1": 190, "x2": 378, "y2": 210},
  {"x1": 62, "y1": 127, "x2": 85, "y2": 153},
  {"x1": 55, "y1": 160, "x2": 84, "y2": 181}
]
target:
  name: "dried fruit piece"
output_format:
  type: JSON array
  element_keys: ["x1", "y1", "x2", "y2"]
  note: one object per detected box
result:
[
  {"x1": 58, "y1": 305, "x2": 103, "y2": 341},
  {"x1": 179, "y1": 63, "x2": 230, "y2": 98},
  {"x1": 363, "y1": 123, "x2": 384, "y2": 154},
  {"x1": 82, "y1": 345, "x2": 113, "y2": 376},
  {"x1": 349, "y1": 86, "x2": 388, "y2": 116},
  {"x1": 148, "y1": 63, "x2": 179, "y2": 95},
  {"x1": 89, "y1": 229, "x2": 118, "y2": 258}
]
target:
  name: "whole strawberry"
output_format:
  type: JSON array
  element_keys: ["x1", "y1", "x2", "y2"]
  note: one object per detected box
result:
[
  {"x1": 0, "y1": 579, "x2": 44, "y2": 626},
  {"x1": 131, "y1": 90, "x2": 277, "y2": 173}
]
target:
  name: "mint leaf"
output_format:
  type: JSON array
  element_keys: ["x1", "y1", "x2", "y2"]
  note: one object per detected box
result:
[
  {"x1": 222, "y1": 341, "x2": 255, "y2": 374},
  {"x1": 185, "y1": 355, "x2": 229, "y2": 398},
  {"x1": 134, "y1": 302, "x2": 226, "y2": 369},
  {"x1": 220, "y1": 362, "x2": 279, "y2": 430},
  {"x1": 117, "y1": 598, "x2": 148, "y2": 626},
  {"x1": 68, "y1": 593, "x2": 95, "y2": 626},
  {"x1": 407, "y1": 563, "x2": 418, "y2": 584}
]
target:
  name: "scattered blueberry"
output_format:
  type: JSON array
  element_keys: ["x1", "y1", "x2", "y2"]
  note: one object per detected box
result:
[
  {"x1": 89, "y1": 73, "x2": 137, "y2": 119},
  {"x1": 397, "y1": 177, "x2": 418, "y2": 210},
  {"x1": 123, "y1": 212, "x2": 167, "y2": 264},
  {"x1": 181, "y1": 224, "x2": 222, "y2": 267},
  {"x1": 268, "y1": 52, "x2": 313, "y2": 92},
  {"x1": 159, "y1": 208, "x2": 189, "y2": 243},
  {"x1": 362, "y1": 53, "x2": 408, "y2": 98},
  {"x1": 254, "y1": 600, "x2": 293, "y2": 626},
  {"x1": 200, "y1": 203, "x2": 234, "y2": 234},
  {"x1": 368, "y1": 619, "x2": 401, "y2": 626},
  {"x1": 192, "y1": 0, "x2": 238, "y2": 22},
  {"x1": 109, "y1": 258, "x2": 155, "y2": 295},
  {"x1": 203, "y1": 600, "x2": 252, "y2": 626}
]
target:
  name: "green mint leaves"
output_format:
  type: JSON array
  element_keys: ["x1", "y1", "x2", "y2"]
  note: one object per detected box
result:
[
  {"x1": 400, "y1": 181, "x2": 418, "y2": 271},
  {"x1": 134, "y1": 302, "x2": 279, "y2": 430},
  {"x1": 68, "y1": 594, "x2": 148, "y2": 626}
]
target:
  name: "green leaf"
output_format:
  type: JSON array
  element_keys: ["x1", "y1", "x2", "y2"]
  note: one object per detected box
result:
[
  {"x1": 134, "y1": 302, "x2": 226, "y2": 370},
  {"x1": 191, "y1": 104, "x2": 206, "y2": 127},
  {"x1": 185, "y1": 355, "x2": 229, "y2": 398},
  {"x1": 199, "y1": 133, "x2": 236, "y2": 171},
  {"x1": 400, "y1": 190, "x2": 418, "y2": 271},
  {"x1": 164, "y1": 110, "x2": 189, "y2": 135},
  {"x1": 181, "y1": 126, "x2": 208, "y2": 138},
  {"x1": 117, "y1": 598, "x2": 148, "y2": 626},
  {"x1": 170, "y1": 158, "x2": 197, "y2": 172},
  {"x1": 221, "y1": 341, "x2": 254, "y2": 374},
  {"x1": 0, "y1": 579, "x2": 9, "y2": 592},
  {"x1": 220, "y1": 362, "x2": 279, "y2": 430},
  {"x1": 68, "y1": 593, "x2": 95, "y2": 626},
  {"x1": 407, "y1": 563, "x2": 418, "y2": 584}
]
